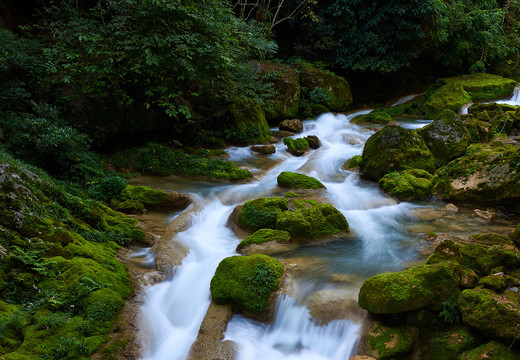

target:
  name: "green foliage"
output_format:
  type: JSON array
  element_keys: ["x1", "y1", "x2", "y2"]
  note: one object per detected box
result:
[
  {"x1": 307, "y1": 87, "x2": 332, "y2": 105},
  {"x1": 439, "y1": 299, "x2": 460, "y2": 324},
  {"x1": 87, "y1": 177, "x2": 127, "y2": 203}
]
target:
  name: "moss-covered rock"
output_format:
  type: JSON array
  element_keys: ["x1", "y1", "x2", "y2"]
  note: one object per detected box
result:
[
  {"x1": 121, "y1": 185, "x2": 191, "y2": 211},
  {"x1": 467, "y1": 102, "x2": 519, "y2": 136},
  {"x1": 378, "y1": 169, "x2": 434, "y2": 201},
  {"x1": 358, "y1": 263, "x2": 461, "y2": 314},
  {"x1": 304, "y1": 135, "x2": 321, "y2": 149},
  {"x1": 418, "y1": 109, "x2": 470, "y2": 165},
  {"x1": 425, "y1": 239, "x2": 462, "y2": 265},
  {"x1": 510, "y1": 223, "x2": 520, "y2": 247},
  {"x1": 237, "y1": 197, "x2": 289, "y2": 233},
  {"x1": 227, "y1": 101, "x2": 271, "y2": 145},
  {"x1": 458, "y1": 288, "x2": 520, "y2": 341},
  {"x1": 276, "y1": 203, "x2": 348, "y2": 240},
  {"x1": 258, "y1": 62, "x2": 301, "y2": 122},
  {"x1": 279, "y1": 119, "x2": 303, "y2": 133},
  {"x1": 459, "y1": 242, "x2": 520, "y2": 276},
  {"x1": 459, "y1": 340, "x2": 520, "y2": 360},
  {"x1": 236, "y1": 229, "x2": 291, "y2": 251},
  {"x1": 342, "y1": 155, "x2": 363, "y2": 170},
  {"x1": 251, "y1": 144, "x2": 276, "y2": 155},
  {"x1": 283, "y1": 137, "x2": 310, "y2": 156},
  {"x1": 432, "y1": 143, "x2": 520, "y2": 204},
  {"x1": 424, "y1": 74, "x2": 517, "y2": 117},
  {"x1": 351, "y1": 109, "x2": 393, "y2": 125},
  {"x1": 113, "y1": 199, "x2": 145, "y2": 214},
  {"x1": 419, "y1": 325, "x2": 482, "y2": 360},
  {"x1": 462, "y1": 117, "x2": 493, "y2": 143},
  {"x1": 367, "y1": 322, "x2": 419, "y2": 360},
  {"x1": 277, "y1": 172, "x2": 325, "y2": 190},
  {"x1": 210, "y1": 254, "x2": 285, "y2": 315},
  {"x1": 361, "y1": 125, "x2": 437, "y2": 181},
  {"x1": 298, "y1": 63, "x2": 353, "y2": 112}
]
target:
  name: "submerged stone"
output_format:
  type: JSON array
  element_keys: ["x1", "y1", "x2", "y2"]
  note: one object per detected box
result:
[{"x1": 351, "y1": 109, "x2": 393, "y2": 125}]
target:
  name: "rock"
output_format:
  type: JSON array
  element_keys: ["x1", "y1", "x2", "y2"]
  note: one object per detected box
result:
[
  {"x1": 351, "y1": 109, "x2": 393, "y2": 125},
  {"x1": 459, "y1": 242, "x2": 520, "y2": 276},
  {"x1": 366, "y1": 321, "x2": 419, "y2": 360},
  {"x1": 478, "y1": 272, "x2": 508, "y2": 292},
  {"x1": 423, "y1": 74, "x2": 517, "y2": 117},
  {"x1": 460, "y1": 268, "x2": 479, "y2": 289},
  {"x1": 349, "y1": 356, "x2": 376, "y2": 360},
  {"x1": 378, "y1": 169, "x2": 434, "y2": 201},
  {"x1": 304, "y1": 135, "x2": 322, "y2": 149},
  {"x1": 511, "y1": 223, "x2": 520, "y2": 247},
  {"x1": 226, "y1": 101, "x2": 271, "y2": 145},
  {"x1": 342, "y1": 155, "x2": 363, "y2": 171},
  {"x1": 444, "y1": 203, "x2": 459, "y2": 212},
  {"x1": 472, "y1": 209, "x2": 496, "y2": 221},
  {"x1": 459, "y1": 340, "x2": 520, "y2": 360},
  {"x1": 236, "y1": 229, "x2": 297, "y2": 256},
  {"x1": 283, "y1": 137, "x2": 309, "y2": 156},
  {"x1": 458, "y1": 288, "x2": 520, "y2": 341},
  {"x1": 433, "y1": 143, "x2": 520, "y2": 204},
  {"x1": 418, "y1": 109, "x2": 470, "y2": 165},
  {"x1": 306, "y1": 289, "x2": 366, "y2": 325},
  {"x1": 250, "y1": 144, "x2": 276, "y2": 155},
  {"x1": 425, "y1": 239, "x2": 462, "y2": 265},
  {"x1": 122, "y1": 185, "x2": 192, "y2": 212},
  {"x1": 361, "y1": 125, "x2": 437, "y2": 181},
  {"x1": 419, "y1": 325, "x2": 483, "y2": 360},
  {"x1": 281, "y1": 257, "x2": 327, "y2": 277},
  {"x1": 279, "y1": 119, "x2": 303, "y2": 133},
  {"x1": 114, "y1": 199, "x2": 145, "y2": 214},
  {"x1": 258, "y1": 62, "x2": 301, "y2": 122},
  {"x1": 276, "y1": 203, "x2": 349, "y2": 240},
  {"x1": 297, "y1": 63, "x2": 353, "y2": 112},
  {"x1": 210, "y1": 254, "x2": 285, "y2": 322},
  {"x1": 236, "y1": 197, "x2": 288, "y2": 233},
  {"x1": 358, "y1": 263, "x2": 461, "y2": 314},
  {"x1": 277, "y1": 171, "x2": 325, "y2": 190},
  {"x1": 187, "y1": 302, "x2": 237, "y2": 360}
]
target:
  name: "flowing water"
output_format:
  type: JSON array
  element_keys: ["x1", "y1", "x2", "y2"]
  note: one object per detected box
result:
[{"x1": 137, "y1": 108, "x2": 518, "y2": 360}]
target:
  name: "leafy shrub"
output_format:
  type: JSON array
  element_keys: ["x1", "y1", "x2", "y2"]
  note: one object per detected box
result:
[{"x1": 87, "y1": 177, "x2": 127, "y2": 202}]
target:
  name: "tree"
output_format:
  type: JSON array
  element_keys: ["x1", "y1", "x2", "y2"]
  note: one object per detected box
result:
[{"x1": 232, "y1": 0, "x2": 317, "y2": 29}]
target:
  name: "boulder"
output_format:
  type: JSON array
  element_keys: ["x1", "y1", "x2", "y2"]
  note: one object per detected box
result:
[
  {"x1": 306, "y1": 289, "x2": 366, "y2": 325},
  {"x1": 459, "y1": 340, "x2": 520, "y2": 360},
  {"x1": 358, "y1": 263, "x2": 461, "y2": 314},
  {"x1": 351, "y1": 109, "x2": 393, "y2": 125},
  {"x1": 210, "y1": 254, "x2": 285, "y2": 321},
  {"x1": 458, "y1": 288, "x2": 520, "y2": 341},
  {"x1": 423, "y1": 74, "x2": 517, "y2": 118},
  {"x1": 298, "y1": 63, "x2": 353, "y2": 112},
  {"x1": 226, "y1": 101, "x2": 271, "y2": 145},
  {"x1": 258, "y1": 62, "x2": 301, "y2": 122},
  {"x1": 366, "y1": 321, "x2": 419, "y2": 360},
  {"x1": 419, "y1": 325, "x2": 483, "y2": 360},
  {"x1": 279, "y1": 119, "x2": 303, "y2": 133},
  {"x1": 276, "y1": 203, "x2": 349, "y2": 240},
  {"x1": 418, "y1": 109, "x2": 470, "y2": 165},
  {"x1": 361, "y1": 125, "x2": 437, "y2": 181},
  {"x1": 378, "y1": 169, "x2": 434, "y2": 201},
  {"x1": 283, "y1": 137, "x2": 310, "y2": 156},
  {"x1": 433, "y1": 143, "x2": 520, "y2": 204},
  {"x1": 236, "y1": 229, "x2": 296, "y2": 256},
  {"x1": 304, "y1": 135, "x2": 322, "y2": 149},
  {"x1": 237, "y1": 197, "x2": 288, "y2": 233},
  {"x1": 121, "y1": 185, "x2": 192, "y2": 211},
  {"x1": 342, "y1": 155, "x2": 363, "y2": 171},
  {"x1": 277, "y1": 171, "x2": 325, "y2": 190},
  {"x1": 459, "y1": 242, "x2": 520, "y2": 276},
  {"x1": 251, "y1": 144, "x2": 276, "y2": 155}
]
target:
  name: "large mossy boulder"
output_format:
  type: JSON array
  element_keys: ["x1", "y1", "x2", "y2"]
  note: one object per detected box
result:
[
  {"x1": 298, "y1": 63, "x2": 353, "y2": 112},
  {"x1": 237, "y1": 197, "x2": 289, "y2": 233},
  {"x1": 361, "y1": 125, "x2": 437, "y2": 181},
  {"x1": 210, "y1": 254, "x2": 285, "y2": 318},
  {"x1": 258, "y1": 62, "x2": 301, "y2": 122},
  {"x1": 424, "y1": 74, "x2": 517, "y2": 117},
  {"x1": 226, "y1": 101, "x2": 271, "y2": 145},
  {"x1": 358, "y1": 263, "x2": 461, "y2": 314},
  {"x1": 277, "y1": 171, "x2": 325, "y2": 190},
  {"x1": 351, "y1": 109, "x2": 393, "y2": 125},
  {"x1": 458, "y1": 288, "x2": 520, "y2": 341},
  {"x1": 459, "y1": 340, "x2": 520, "y2": 360},
  {"x1": 378, "y1": 169, "x2": 434, "y2": 201},
  {"x1": 276, "y1": 203, "x2": 348, "y2": 240},
  {"x1": 432, "y1": 143, "x2": 520, "y2": 204},
  {"x1": 367, "y1": 322, "x2": 419, "y2": 360},
  {"x1": 467, "y1": 102, "x2": 519, "y2": 135},
  {"x1": 418, "y1": 109, "x2": 470, "y2": 165}
]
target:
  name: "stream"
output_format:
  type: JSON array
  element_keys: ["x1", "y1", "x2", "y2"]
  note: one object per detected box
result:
[{"x1": 133, "y1": 102, "x2": 519, "y2": 360}]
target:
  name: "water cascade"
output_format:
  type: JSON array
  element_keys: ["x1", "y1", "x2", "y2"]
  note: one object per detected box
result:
[{"x1": 138, "y1": 109, "x2": 512, "y2": 360}]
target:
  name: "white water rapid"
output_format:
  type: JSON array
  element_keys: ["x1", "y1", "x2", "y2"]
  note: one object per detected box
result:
[{"x1": 138, "y1": 109, "x2": 511, "y2": 360}]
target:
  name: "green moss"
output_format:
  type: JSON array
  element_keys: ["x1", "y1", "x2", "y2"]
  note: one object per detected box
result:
[
  {"x1": 362, "y1": 125, "x2": 437, "y2": 181},
  {"x1": 276, "y1": 203, "x2": 348, "y2": 239},
  {"x1": 113, "y1": 199, "x2": 144, "y2": 213},
  {"x1": 368, "y1": 322, "x2": 419, "y2": 360},
  {"x1": 121, "y1": 185, "x2": 166, "y2": 206},
  {"x1": 345, "y1": 155, "x2": 363, "y2": 169},
  {"x1": 470, "y1": 233, "x2": 513, "y2": 246},
  {"x1": 424, "y1": 74, "x2": 517, "y2": 117},
  {"x1": 237, "y1": 229, "x2": 291, "y2": 250},
  {"x1": 237, "y1": 197, "x2": 289, "y2": 232},
  {"x1": 226, "y1": 101, "x2": 271, "y2": 145},
  {"x1": 210, "y1": 254, "x2": 284, "y2": 313},
  {"x1": 458, "y1": 288, "x2": 520, "y2": 341},
  {"x1": 260, "y1": 62, "x2": 301, "y2": 121},
  {"x1": 82, "y1": 288, "x2": 124, "y2": 333},
  {"x1": 290, "y1": 199, "x2": 318, "y2": 210},
  {"x1": 277, "y1": 171, "x2": 325, "y2": 189},
  {"x1": 478, "y1": 273, "x2": 507, "y2": 292},
  {"x1": 283, "y1": 137, "x2": 310, "y2": 156},
  {"x1": 358, "y1": 263, "x2": 461, "y2": 314},
  {"x1": 420, "y1": 325, "x2": 480, "y2": 360},
  {"x1": 510, "y1": 223, "x2": 520, "y2": 247},
  {"x1": 378, "y1": 169, "x2": 434, "y2": 201},
  {"x1": 351, "y1": 109, "x2": 393, "y2": 124},
  {"x1": 460, "y1": 340, "x2": 520, "y2": 360},
  {"x1": 284, "y1": 192, "x2": 298, "y2": 198},
  {"x1": 425, "y1": 239, "x2": 461, "y2": 265}
]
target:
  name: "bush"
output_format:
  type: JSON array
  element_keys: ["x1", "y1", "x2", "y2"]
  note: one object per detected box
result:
[{"x1": 87, "y1": 177, "x2": 127, "y2": 203}]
